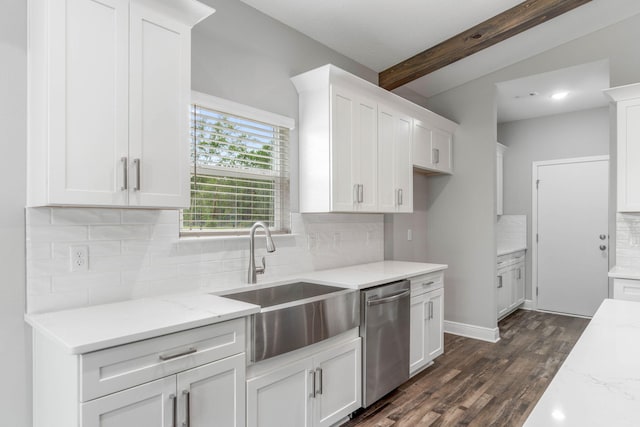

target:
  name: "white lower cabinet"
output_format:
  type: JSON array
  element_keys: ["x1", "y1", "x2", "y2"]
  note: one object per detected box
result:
[
  {"x1": 82, "y1": 354, "x2": 245, "y2": 427},
  {"x1": 613, "y1": 278, "x2": 640, "y2": 301},
  {"x1": 497, "y1": 251, "x2": 526, "y2": 320},
  {"x1": 247, "y1": 336, "x2": 361, "y2": 427},
  {"x1": 33, "y1": 318, "x2": 246, "y2": 427},
  {"x1": 409, "y1": 272, "x2": 445, "y2": 377}
]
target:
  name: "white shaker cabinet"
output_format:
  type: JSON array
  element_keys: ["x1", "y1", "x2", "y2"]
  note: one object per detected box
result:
[
  {"x1": 247, "y1": 336, "x2": 361, "y2": 427},
  {"x1": 409, "y1": 272, "x2": 444, "y2": 377},
  {"x1": 413, "y1": 119, "x2": 453, "y2": 175},
  {"x1": 378, "y1": 107, "x2": 413, "y2": 213},
  {"x1": 604, "y1": 83, "x2": 640, "y2": 212},
  {"x1": 27, "y1": 0, "x2": 214, "y2": 208},
  {"x1": 497, "y1": 250, "x2": 525, "y2": 320},
  {"x1": 33, "y1": 318, "x2": 246, "y2": 427}
]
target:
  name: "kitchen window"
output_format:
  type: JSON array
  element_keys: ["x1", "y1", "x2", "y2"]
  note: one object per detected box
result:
[{"x1": 181, "y1": 92, "x2": 294, "y2": 235}]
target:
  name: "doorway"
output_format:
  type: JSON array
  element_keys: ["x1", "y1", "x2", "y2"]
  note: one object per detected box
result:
[{"x1": 532, "y1": 156, "x2": 609, "y2": 317}]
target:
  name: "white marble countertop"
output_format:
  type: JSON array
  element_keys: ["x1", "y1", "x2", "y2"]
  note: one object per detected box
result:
[
  {"x1": 299, "y1": 261, "x2": 448, "y2": 289},
  {"x1": 608, "y1": 265, "x2": 640, "y2": 280},
  {"x1": 497, "y1": 246, "x2": 527, "y2": 257},
  {"x1": 26, "y1": 260, "x2": 446, "y2": 354},
  {"x1": 524, "y1": 299, "x2": 640, "y2": 427}
]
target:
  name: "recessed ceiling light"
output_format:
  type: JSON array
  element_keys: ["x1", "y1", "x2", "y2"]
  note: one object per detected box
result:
[{"x1": 551, "y1": 91, "x2": 569, "y2": 100}]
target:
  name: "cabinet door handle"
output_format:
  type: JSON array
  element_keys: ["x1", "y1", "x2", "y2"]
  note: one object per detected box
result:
[
  {"x1": 397, "y1": 188, "x2": 403, "y2": 206},
  {"x1": 133, "y1": 158, "x2": 141, "y2": 191},
  {"x1": 182, "y1": 390, "x2": 190, "y2": 427},
  {"x1": 159, "y1": 347, "x2": 197, "y2": 361},
  {"x1": 497, "y1": 276, "x2": 503, "y2": 288},
  {"x1": 316, "y1": 368, "x2": 323, "y2": 395},
  {"x1": 433, "y1": 148, "x2": 440, "y2": 164},
  {"x1": 309, "y1": 370, "x2": 316, "y2": 398},
  {"x1": 353, "y1": 184, "x2": 359, "y2": 204},
  {"x1": 169, "y1": 394, "x2": 177, "y2": 427},
  {"x1": 359, "y1": 184, "x2": 364, "y2": 203},
  {"x1": 517, "y1": 268, "x2": 521, "y2": 280},
  {"x1": 120, "y1": 157, "x2": 128, "y2": 191},
  {"x1": 429, "y1": 301, "x2": 434, "y2": 319}
]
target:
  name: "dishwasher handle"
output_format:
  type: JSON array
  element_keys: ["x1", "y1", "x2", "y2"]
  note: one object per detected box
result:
[{"x1": 366, "y1": 289, "x2": 410, "y2": 306}]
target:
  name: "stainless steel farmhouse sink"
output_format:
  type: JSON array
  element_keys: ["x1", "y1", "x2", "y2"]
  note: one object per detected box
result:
[{"x1": 221, "y1": 282, "x2": 359, "y2": 362}]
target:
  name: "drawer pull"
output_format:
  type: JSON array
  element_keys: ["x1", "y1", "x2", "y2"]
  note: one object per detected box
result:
[
  {"x1": 159, "y1": 347, "x2": 197, "y2": 361},
  {"x1": 423, "y1": 281, "x2": 435, "y2": 287}
]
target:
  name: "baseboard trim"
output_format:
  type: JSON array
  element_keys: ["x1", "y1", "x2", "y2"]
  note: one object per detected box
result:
[
  {"x1": 521, "y1": 299, "x2": 535, "y2": 310},
  {"x1": 443, "y1": 320, "x2": 500, "y2": 343}
]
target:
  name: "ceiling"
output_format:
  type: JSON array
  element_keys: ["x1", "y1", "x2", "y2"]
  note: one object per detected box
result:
[
  {"x1": 239, "y1": 0, "x2": 640, "y2": 98},
  {"x1": 496, "y1": 60, "x2": 610, "y2": 123}
]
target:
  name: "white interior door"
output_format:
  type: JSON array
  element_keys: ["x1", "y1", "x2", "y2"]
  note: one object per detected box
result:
[{"x1": 535, "y1": 157, "x2": 609, "y2": 317}]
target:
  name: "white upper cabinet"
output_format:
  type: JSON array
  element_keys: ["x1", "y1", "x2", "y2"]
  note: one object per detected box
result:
[
  {"x1": 292, "y1": 64, "x2": 457, "y2": 213},
  {"x1": 412, "y1": 119, "x2": 453, "y2": 174},
  {"x1": 605, "y1": 83, "x2": 640, "y2": 212},
  {"x1": 27, "y1": 0, "x2": 214, "y2": 208}
]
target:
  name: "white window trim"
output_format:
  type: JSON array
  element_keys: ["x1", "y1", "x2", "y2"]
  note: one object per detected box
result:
[{"x1": 182, "y1": 91, "x2": 294, "y2": 237}]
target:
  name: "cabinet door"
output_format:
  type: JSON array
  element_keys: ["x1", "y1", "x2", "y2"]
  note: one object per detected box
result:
[
  {"x1": 354, "y1": 95, "x2": 378, "y2": 212},
  {"x1": 426, "y1": 288, "x2": 444, "y2": 360},
  {"x1": 176, "y1": 353, "x2": 246, "y2": 427},
  {"x1": 331, "y1": 86, "x2": 358, "y2": 212},
  {"x1": 81, "y1": 376, "x2": 175, "y2": 427},
  {"x1": 409, "y1": 294, "x2": 428, "y2": 375},
  {"x1": 48, "y1": 0, "x2": 129, "y2": 206},
  {"x1": 412, "y1": 119, "x2": 431, "y2": 170},
  {"x1": 617, "y1": 99, "x2": 640, "y2": 212},
  {"x1": 247, "y1": 357, "x2": 314, "y2": 427},
  {"x1": 497, "y1": 271, "x2": 512, "y2": 318},
  {"x1": 378, "y1": 108, "x2": 413, "y2": 213},
  {"x1": 313, "y1": 338, "x2": 362, "y2": 427},
  {"x1": 514, "y1": 262, "x2": 525, "y2": 307},
  {"x1": 431, "y1": 128, "x2": 453, "y2": 174},
  {"x1": 129, "y1": 2, "x2": 191, "y2": 208},
  {"x1": 496, "y1": 144, "x2": 505, "y2": 215}
]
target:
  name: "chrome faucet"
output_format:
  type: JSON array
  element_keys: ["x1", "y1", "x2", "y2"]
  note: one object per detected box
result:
[{"x1": 247, "y1": 221, "x2": 276, "y2": 284}]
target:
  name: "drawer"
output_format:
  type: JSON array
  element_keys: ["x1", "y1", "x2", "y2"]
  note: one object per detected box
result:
[
  {"x1": 81, "y1": 317, "x2": 245, "y2": 402},
  {"x1": 613, "y1": 278, "x2": 640, "y2": 302},
  {"x1": 410, "y1": 271, "x2": 444, "y2": 296}
]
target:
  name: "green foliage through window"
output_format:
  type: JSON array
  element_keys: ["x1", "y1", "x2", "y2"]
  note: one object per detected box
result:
[{"x1": 181, "y1": 104, "x2": 289, "y2": 233}]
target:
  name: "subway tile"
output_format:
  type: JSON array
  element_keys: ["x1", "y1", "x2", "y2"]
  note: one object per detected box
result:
[
  {"x1": 51, "y1": 207, "x2": 121, "y2": 225},
  {"x1": 52, "y1": 272, "x2": 121, "y2": 293},
  {"x1": 122, "y1": 209, "x2": 180, "y2": 225},
  {"x1": 27, "y1": 291, "x2": 90, "y2": 315},
  {"x1": 149, "y1": 223, "x2": 179, "y2": 240},
  {"x1": 89, "y1": 225, "x2": 150, "y2": 241},
  {"x1": 52, "y1": 241, "x2": 122, "y2": 259},
  {"x1": 27, "y1": 276, "x2": 52, "y2": 295},
  {"x1": 25, "y1": 208, "x2": 51, "y2": 225},
  {"x1": 27, "y1": 242, "x2": 52, "y2": 260},
  {"x1": 27, "y1": 225, "x2": 88, "y2": 242}
]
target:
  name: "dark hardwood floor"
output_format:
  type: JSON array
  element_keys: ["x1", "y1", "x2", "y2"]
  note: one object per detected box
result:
[{"x1": 345, "y1": 309, "x2": 589, "y2": 427}]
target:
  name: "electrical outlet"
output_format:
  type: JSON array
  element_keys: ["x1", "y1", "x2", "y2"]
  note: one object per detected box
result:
[{"x1": 70, "y1": 246, "x2": 89, "y2": 272}]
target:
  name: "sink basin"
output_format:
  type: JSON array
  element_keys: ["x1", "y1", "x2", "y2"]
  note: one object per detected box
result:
[
  {"x1": 220, "y1": 282, "x2": 359, "y2": 362},
  {"x1": 222, "y1": 282, "x2": 347, "y2": 308}
]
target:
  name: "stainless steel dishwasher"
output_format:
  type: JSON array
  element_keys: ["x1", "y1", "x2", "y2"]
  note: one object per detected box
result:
[{"x1": 360, "y1": 279, "x2": 410, "y2": 407}]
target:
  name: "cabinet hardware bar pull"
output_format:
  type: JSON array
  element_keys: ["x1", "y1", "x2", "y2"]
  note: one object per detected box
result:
[
  {"x1": 353, "y1": 184, "x2": 358, "y2": 204},
  {"x1": 120, "y1": 157, "x2": 128, "y2": 191},
  {"x1": 497, "y1": 276, "x2": 503, "y2": 288},
  {"x1": 359, "y1": 184, "x2": 364, "y2": 203},
  {"x1": 316, "y1": 368, "x2": 323, "y2": 395},
  {"x1": 159, "y1": 347, "x2": 197, "y2": 361},
  {"x1": 182, "y1": 390, "x2": 190, "y2": 427},
  {"x1": 169, "y1": 394, "x2": 177, "y2": 427},
  {"x1": 309, "y1": 370, "x2": 316, "y2": 398},
  {"x1": 433, "y1": 148, "x2": 440, "y2": 164},
  {"x1": 428, "y1": 301, "x2": 433, "y2": 319},
  {"x1": 133, "y1": 158, "x2": 141, "y2": 191},
  {"x1": 423, "y1": 281, "x2": 435, "y2": 287}
]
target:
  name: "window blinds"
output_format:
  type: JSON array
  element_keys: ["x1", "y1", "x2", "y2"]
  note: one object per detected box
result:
[{"x1": 181, "y1": 104, "x2": 290, "y2": 233}]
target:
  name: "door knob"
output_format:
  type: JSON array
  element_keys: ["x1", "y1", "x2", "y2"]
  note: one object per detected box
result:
[
  {"x1": 599, "y1": 245, "x2": 607, "y2": 251},
  {"x1": 599, "y1": 234, "x2": 607, "y2": 240}
]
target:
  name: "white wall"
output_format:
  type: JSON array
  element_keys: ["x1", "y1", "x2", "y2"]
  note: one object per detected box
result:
[
  {"x1": 497, "y1": 107, "x2": 610, "y2": 299},
  {"x1": 415, "y1": 13, "x2": 640, "y2": 331},
  {"x1": 0, "y1": 0, "x2": 30, "y2": 425}
]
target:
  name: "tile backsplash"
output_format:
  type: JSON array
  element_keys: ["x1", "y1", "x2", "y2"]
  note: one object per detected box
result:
[
  {"x1": 26, "y1": 208, "x2": 383, "y2": 314},
  {"x1": 616, "y1": 212, "x2": 640, "y2": 267},
  {"x1": 496, "y1": 214, "x2": 527, "y2": 251}
]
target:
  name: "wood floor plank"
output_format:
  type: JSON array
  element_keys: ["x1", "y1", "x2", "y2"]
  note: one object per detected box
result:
[{"x1": 344, "y1": 309, "x2": 588, "y2": 427}]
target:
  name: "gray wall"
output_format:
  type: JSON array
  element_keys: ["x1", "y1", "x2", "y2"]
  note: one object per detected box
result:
[
  {"x1": 193, "y1": 0, "x2": 379, "y2": 213},
  {"x1": 498, "y1": 107, "x2": 610, "y2": 300},
  {"x1": 414, "y1": 13, "x2": 640, "y2": 331},
  {"x1": 0, "y1": 0, "x2": 29, "y2": 425}
]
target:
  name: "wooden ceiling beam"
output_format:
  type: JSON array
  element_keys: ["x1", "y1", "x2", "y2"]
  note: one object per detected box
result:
[{"x1": 378, "y1": 0, "x2": 593, "y2": 91}]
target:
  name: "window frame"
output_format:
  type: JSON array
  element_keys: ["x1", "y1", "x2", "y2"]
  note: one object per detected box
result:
[{"x1": 180, "y1": 91, "x2": 294, "y2": 237}]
